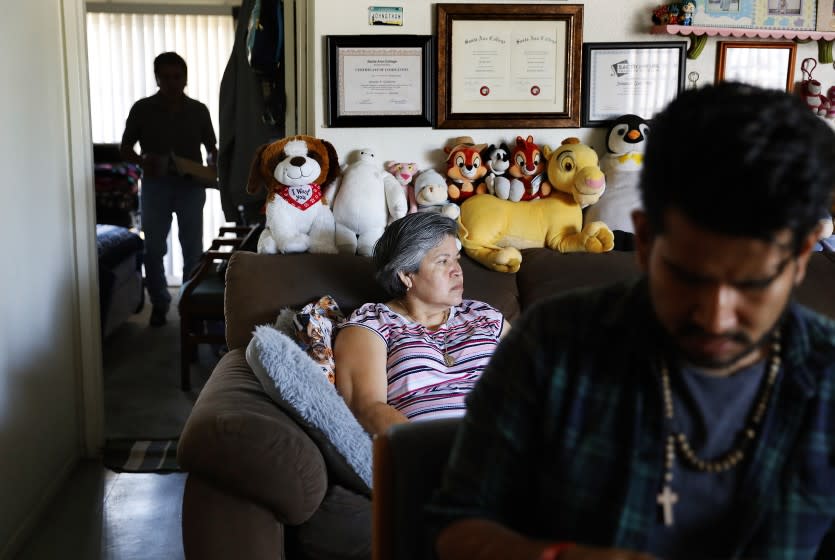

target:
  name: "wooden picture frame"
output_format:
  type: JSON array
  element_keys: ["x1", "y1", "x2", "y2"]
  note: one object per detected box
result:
[
  {"x1": 715, "y1": 41, "x2": 797, "y2": 92},
  {"x1": 581, "y1": 41, "x2": 686, "y2": 127},
  {"x1": 326, "y1": 35, "x2": 433, "y2": 128},
  {"x1": 435, "y1": 3, "x2": 583, "y2": 129}
]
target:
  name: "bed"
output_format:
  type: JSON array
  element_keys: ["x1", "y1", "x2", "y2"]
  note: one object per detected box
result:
[{"x1": 97, "y1": 224, "x2": 144, "y2": 337}]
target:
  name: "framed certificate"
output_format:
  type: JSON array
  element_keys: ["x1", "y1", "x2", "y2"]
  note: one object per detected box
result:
[
  {"x1": 435, "y1": 3, "x2": 583, "y2": 129},
  {"x1": 581, "y1": 42, "x2": 686, "y2": 128},
  {"x1": 326, "y1": 35, "x2": 433, "y2": 127},
  {"x1": 715, "y1": 41, "x2": 797, "y2": 91}
]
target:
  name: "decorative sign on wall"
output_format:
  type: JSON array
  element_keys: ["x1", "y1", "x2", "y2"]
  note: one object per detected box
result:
[{"x1": 368, "y1": 6, "x2": 403, "y2": 27}]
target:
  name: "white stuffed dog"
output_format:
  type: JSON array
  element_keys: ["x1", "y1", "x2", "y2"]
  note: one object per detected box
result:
[
  {"x1": 247, "y1": 135, "x2": 340, "y2": 254},
  {"x1": 330, "y1": 148, "x2": 408, "y2": 256}
]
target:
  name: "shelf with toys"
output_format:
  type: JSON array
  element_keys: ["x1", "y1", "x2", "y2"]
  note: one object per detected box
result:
[{"x1": 651, "y1": 24, "x2": 835, "y2": 62}]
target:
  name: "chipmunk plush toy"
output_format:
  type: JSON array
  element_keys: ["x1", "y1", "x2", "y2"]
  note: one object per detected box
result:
[
  {"x1": 444, "y1": 136, "x2": 488, "y2": 204},
  {"x1": 247, "y1": 135, "x2": 339, "y2": 254},
  {"x1": 507, "y1": 135, "x2": 551, "y2": 201}
]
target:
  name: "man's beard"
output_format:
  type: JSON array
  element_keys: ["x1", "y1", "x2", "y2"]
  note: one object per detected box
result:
[{"x1": 667, "y1": 291, "x2": 792, "y2": 371}]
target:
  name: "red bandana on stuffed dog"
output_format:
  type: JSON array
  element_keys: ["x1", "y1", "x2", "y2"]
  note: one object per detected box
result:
[{"x1": 278, "y1": 183, "x2": 322, "y2": 210}]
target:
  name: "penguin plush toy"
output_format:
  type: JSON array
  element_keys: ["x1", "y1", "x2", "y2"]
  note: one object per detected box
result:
[{"x1": 586, "y1": 114, "x2": 649, "y2": 249}]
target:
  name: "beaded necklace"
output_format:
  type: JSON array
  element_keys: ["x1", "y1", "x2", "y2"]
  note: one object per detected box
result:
[{"x1": 656, "y1": 331, "x2": 782, "y2": 527}]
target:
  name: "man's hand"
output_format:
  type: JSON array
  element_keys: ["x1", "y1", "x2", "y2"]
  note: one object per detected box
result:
[
  {"x1": 140, "y1": 153, "x2": 166, "y2": 178},
  {"x1": 560, "y1": 544, "x2": 657, "y2": 560}
]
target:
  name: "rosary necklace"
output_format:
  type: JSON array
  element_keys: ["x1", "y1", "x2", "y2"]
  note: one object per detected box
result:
[
  {"x1": 656, "y1": 331, "x2": 782, "y2": 527},
  {"x1": 397, "y1": 301, "x2": 455, "y2": 367}
]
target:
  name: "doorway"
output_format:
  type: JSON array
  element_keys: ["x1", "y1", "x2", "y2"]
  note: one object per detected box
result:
[{"x1": 86, "y1": 6, "x2": 236, "y2": 441}]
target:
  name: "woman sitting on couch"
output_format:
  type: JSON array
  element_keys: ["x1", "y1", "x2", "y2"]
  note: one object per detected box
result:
[{"x1": 334, "y1": 212, "x2": 510, "y2": 435}]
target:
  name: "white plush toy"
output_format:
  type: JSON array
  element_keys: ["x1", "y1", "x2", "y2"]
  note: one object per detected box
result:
[
  {"x1": 330, "y1": 148, "x2": 408, "y2": 256},
  {"x1": 414, "y1": 168, "x2": 460, "y2": 220},
  {"x1": 586, "y1": 114, "x2": 650, "y2": 233},
  {"x1": 246, "y1": 135, "x2": 340, "y2": 254}
]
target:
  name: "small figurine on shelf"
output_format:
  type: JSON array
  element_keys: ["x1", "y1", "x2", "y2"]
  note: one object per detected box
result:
[
  {"x1": 652, "y1": 2, "x2": 694, "y2": 25},
  {"x1": 667, "y1": 3, "x2": 681, "y2": 23},
  {"x1": 680, "y1": 1, "x2": 695, "y2": 25},
  {"x1": 652, "y1": 4, "x2": 671, "y2": 24}
]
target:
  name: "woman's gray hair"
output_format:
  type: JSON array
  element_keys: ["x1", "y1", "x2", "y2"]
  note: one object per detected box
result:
[{"x1": 373, "y1": 213, "x2": 460, "y2": 298}]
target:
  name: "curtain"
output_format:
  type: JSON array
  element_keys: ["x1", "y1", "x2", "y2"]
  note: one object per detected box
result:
[{"x1": 86, "y1": 11, "x2": 235, "y2": 285}]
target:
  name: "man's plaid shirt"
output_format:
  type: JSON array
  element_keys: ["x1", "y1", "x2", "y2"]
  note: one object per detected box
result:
[{"x1": 429, "y1": 279, "x2": 835, "y2": 559}]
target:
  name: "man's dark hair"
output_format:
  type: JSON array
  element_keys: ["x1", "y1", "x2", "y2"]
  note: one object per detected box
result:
[
  {"x1": 640, "y1": 82, "x2": 835, "y2": 253},
  {"x1": 153, "y1": 51, "x2": 187, "y2": 77}
]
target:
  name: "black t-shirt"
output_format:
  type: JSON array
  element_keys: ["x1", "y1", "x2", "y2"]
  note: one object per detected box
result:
[
  {"x1": 121, "y1": 92, "x2": 216, "y2": 165},
  {"x1": 648, "y1": 360, "x2": 768, "y2": 560}
]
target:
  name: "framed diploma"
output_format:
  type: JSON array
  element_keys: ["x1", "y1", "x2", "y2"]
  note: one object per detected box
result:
[
  {"x1": 435, "y1": 3, "x2": 583, "y2": 129},
  {"x1": 327, "y1": 35, "x2": 433, "y2": 127},
  {"x1": 581, "y1": 42, "x2": 686, "y2": 128},
  {"x1": 715, "y1": 41, "x2": 796, "y2": 92}
]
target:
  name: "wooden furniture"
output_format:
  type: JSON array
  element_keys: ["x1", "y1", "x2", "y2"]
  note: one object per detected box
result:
[
  {"x1": 178, "y1": 223, "x2": 259, "y2": 390},
  {"x1": 372, "y1": 418, "x2": 461, "y2": 560}
]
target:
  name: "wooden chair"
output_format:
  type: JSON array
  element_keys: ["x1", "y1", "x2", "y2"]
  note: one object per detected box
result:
[
  {"x1": 372, "y1": 418, "x2": 461, "y2": 560},
  {"x1": 178, "y1": 224, "x2": 260, "y2": 390}
]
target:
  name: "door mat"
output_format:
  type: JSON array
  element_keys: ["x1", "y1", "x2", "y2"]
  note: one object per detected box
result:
[{"x1": 103, "y1": 439, "x2": 180, "y2": 473}]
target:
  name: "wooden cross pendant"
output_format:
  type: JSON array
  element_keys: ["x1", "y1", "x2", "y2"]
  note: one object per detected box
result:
[{"x1": 657, "y1": 485, "x2": 678, "y2": 527}]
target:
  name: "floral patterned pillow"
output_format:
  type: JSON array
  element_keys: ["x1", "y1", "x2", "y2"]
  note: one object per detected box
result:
[{"x1": 290, "y1": 295, "x2": 345, "y2": 384}]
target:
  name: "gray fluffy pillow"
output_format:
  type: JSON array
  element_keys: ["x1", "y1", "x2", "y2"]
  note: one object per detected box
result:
[{"x1": 246, "y1": 325, "x2": 372, "y2": 496}]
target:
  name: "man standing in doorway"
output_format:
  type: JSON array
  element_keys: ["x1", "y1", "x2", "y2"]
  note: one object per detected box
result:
[{"x1": 120, "y1": 51, "x2": 218, "y2": 326}]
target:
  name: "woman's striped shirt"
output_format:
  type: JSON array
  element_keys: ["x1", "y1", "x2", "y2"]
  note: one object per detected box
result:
[{"x1": 340, "y1": 300, "x2": 504, "y2": 421}]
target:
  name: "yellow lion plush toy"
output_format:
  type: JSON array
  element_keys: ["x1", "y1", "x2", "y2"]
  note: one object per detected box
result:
[{"x1": 458, "y1": 138, "x2": 614, "y2": 273}]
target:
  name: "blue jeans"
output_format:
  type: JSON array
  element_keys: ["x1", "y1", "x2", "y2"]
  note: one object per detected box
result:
[{"x1": 140, "y1": 176, "x2": 206, "y2": 307}]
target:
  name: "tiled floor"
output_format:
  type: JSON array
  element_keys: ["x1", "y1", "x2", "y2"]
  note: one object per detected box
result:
[{"x1": 14, "y1": 461, "x2": 186, "y2": 559}]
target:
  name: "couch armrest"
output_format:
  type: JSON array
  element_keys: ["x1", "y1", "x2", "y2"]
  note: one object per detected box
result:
[{"x1": 178, "y1": 349, "x2": 328, "y2": 525}]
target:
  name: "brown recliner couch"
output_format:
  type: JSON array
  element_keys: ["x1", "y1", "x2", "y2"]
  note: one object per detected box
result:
[{"x1": 177, "y1": 248, "x2": 835, "y2": 559}]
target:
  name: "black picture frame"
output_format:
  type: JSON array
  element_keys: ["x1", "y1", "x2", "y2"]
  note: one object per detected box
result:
[
  {"x1": 326, "y1": 35, "x2": 433, "y2": 127},
  {"x1": 435, "y1": 3, "x2": 583, "y2": 129},
  {"x1": 581, "y1": 41, "x2": 686, "y2": 128}
]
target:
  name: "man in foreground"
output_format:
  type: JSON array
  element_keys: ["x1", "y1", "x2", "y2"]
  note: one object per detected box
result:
[{"x1": 430, "y1": 83, "x2": 835, "y2": 559}]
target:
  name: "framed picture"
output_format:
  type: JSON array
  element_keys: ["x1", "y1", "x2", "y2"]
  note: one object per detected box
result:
[
  {"x1": 581, "y1": 42, "x2": 686, "y2": 127},
  {"x1": 692, "y1": 0, "x2": 756, "y2": 28},
  {"x1": 435, "y1": 3, "x2": 583, "y2": 129},
  {"x1": 818, "y1": 0, "x2": 835, "y2": 31},
  {"x1": 755, "y1": 0, "x2": 816, "y2": 30},
  {"x1": 326, "y1": 35, "x2": 433, "y2": 127},
  {"x1": 715, "y1": 41, "x2": 797, "y2": 91}
]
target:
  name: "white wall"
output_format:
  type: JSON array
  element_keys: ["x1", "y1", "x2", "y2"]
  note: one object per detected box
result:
[
  {"x1": 308, "y1": 0, "x2": 835, "y2": 167},
  {"x1": 0, "y1": 0, "x2": 99, "y2": 556}
]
